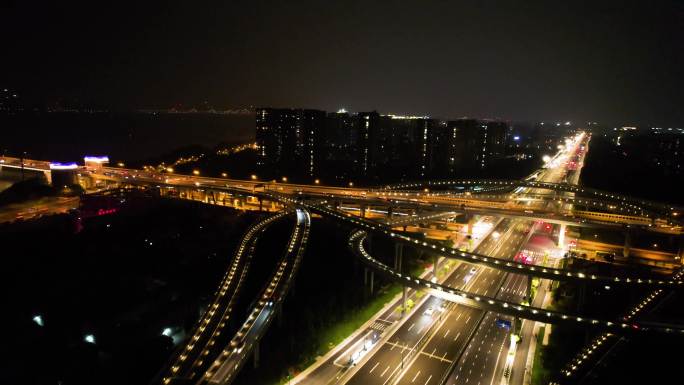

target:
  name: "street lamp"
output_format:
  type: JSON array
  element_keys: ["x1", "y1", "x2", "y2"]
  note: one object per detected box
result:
[
  {"x1": 314, "y1": 179, "x2": 320, "y2": 184},
  {"x1": 84, "y1": 334, "x2": 96, "y2": 344},
  {"x1": 221, "y1": 172, "x2": 228, "y2": 178},
  {"x1": 193, "y1": 169, "x2": 200, "y2": 176},
  {"x1": 349, "y1": 182, "x2": 354, "y2": 187},
  {"x1": 32, "y1": 315, "x2": 44, "y2": 327},
  {"x1": 251, "y1": 174, "x2": 257, "y2": 180},
  {"x1": 282, "y1": 176, "x2": 288, "y2": 182}
]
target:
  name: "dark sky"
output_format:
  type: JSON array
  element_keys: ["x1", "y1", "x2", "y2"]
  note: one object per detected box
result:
[{"x1": 2, "y1": 1, "x2": 683, "y2": 125}]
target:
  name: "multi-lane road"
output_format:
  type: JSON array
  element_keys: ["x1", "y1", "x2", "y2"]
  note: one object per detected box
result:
[{"x1": 325, "y1": 133, "x2": 587, "y2": 385}]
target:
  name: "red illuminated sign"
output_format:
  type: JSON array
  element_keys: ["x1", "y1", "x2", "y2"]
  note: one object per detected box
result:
[{"x1": 97, "y1": 208, "x2": 118, "y2": 216}]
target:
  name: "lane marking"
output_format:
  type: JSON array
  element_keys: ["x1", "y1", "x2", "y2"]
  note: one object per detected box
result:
[{"x1": 369, "y1": 362, "x2": 379, "y2": 373}]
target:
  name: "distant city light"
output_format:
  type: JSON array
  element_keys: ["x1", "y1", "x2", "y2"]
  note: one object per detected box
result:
[
  {"x1": 337, "y1": 108, "x2": 347, "y2": 113},
  {"x1": 542, "y1": 155, "x2": 552, "y2": 163},
  {"x1": 192, "y1": 170, "x2": 200, "y2": 175},
  {"x1": 513, "y1": 136, "x2": 520, "y2": 141},
  {"x1": 221, "y1": 172, "x2": 227, "y2": 177},
  {"x1": 84, "y1": 156, "x2": 109, "y2": 163},
  {"x1": 162, "y1": 328, "x2": 173, "y2": 337},
  {"x1": 166, "y1": 167, "x2": 174, "y2": 173},
  {"x1": 251, "y1": 174, "x2": 257, "y2": 180},
  {"x1": 49, "y1": 162, "x2": 78, "y2": 170},
  {"x1": 32, "y1": 315, "x2": 44, "y2": 327},
  {"x1": 282, "y1": 176, "x2": 288, "y2": 182},
  {"x1": 314, "y1": 179, "x2": 320, "y2": 184},
  {"x1": 84, "y1": 334, "x2": 96, "y2": 344}
]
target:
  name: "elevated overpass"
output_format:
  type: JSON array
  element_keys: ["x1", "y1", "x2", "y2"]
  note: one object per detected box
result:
[
  {"x1": 204, "y1": 208, "x2": 310, "y2": 385},
  {"x1": 86, "y1": 164, "x2": 683, "y2": 234},
  {"x1": 348, "y1": 229, "x2": 684, "y2": 334},
  {"x1": 158, "y1": 211, "x2": 288, "y2": 384},
  {"x1": 77, "y1": 176, "x2": 684, "y2": 289},
  {"x1": 5, "y1": 154, "x2": 681, "y2": 233}
]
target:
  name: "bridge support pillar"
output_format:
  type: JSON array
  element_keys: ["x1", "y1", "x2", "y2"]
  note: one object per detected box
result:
[
  {"x1": 623, "y1": 230, "x2": 632, "y2": 259},
  {"x1": 277, "y1": 302, "x2": 283, "y2": 328},
  {"x1": 526, "y1": 275, "x2": 533, "y2": 303},
  {"x1": 364, "y1": 268, "x2": 368, "y2": 286},
  {"x1": 433, "y1": 255, "x2": 439, "y2": 279},
  {"x1": 394, "y1": 243, "x2": 403, "y2": 271},
  {"x1": 466, "y1": 214, "x2": 474, "y2": 237},
  {"x1": 258, "y1": 197, "x2": 263, "y2": 211},
  {"x1": 576, "y1": 283, "x2": 586, "y2": 313},
  {"x1": 513, "y1": 317, "x2": 521, "y2": 335},
  {"x1": 369, "y1": 270, "x2": 374, "y2": 295},
  {"x1": 360, "y1": 205, "x2": 366, "y2": 219},
  {"x1": 558, "y1": 223, "x2": 566, "y2": 248},
  {"x1": 253, "y1": 341, "x2": 260, "y2": 369},
  {"x1": 387, "y1": 206, "x2": 393, "y2": 219},
  {"x1": 366, "y1": 233, "x2": 372, "y2": 254},
  {"x1": 402, "y1": 286, "x2": 408, "y2": 316}
]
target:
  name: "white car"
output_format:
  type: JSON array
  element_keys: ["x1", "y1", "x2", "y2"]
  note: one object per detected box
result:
[{"x1": 423, "y1": 307, "x2": 435, "y2": 316}]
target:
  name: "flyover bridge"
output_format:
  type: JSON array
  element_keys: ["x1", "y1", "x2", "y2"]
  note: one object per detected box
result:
[
  {"x1": 348, "y1": 229, "x2": 684, "y2": 335},
  {"x1": 158, "y1": 211, "x2": 288, "y2": 385},
  {"x1": 380, "y1": 179, "x2": 682, "y2": 224},
  {"x1": 92, "y1": 179, "x2": 684, "y2": 289},
  {"x1": 204, "y1": 208, "x2": 310, "y2": 385},
  {"x1": 287, "y1": 196, "x2": 684, "y2": 289},
  {"x1": 89, "y1": 166, "x2": 683, "y2": 234}
]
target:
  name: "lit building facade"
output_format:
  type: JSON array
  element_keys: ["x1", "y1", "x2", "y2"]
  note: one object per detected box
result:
[{"x1": 256, "y1": 107, "x2": 510, "y2": 182}]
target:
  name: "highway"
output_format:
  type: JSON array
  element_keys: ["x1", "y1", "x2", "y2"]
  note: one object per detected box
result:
[
  {"x1": 160, "y1": 211, "x2": 288, "y2": 384},
  {"x1": 448, "y1": 132, "x2": 587, "y2": 385},
  {"x1": 290, "y1": 215, "x2": 501, "y2": 385},
  {"x1": 5, "y1": 131, "x2": 684, "y2": 385},
  {"x1": 0, "y1": 196, "x2": 79, "y2": 223},
  {"x1": 343, "y1": 218, "x2": 530, "y2": 385},
  {"x1": 205, "y1": 208, "x2": 311, "y2": 385},
  {"x1": 341, "y1": 133, "x2": 578, "y2": 385}
]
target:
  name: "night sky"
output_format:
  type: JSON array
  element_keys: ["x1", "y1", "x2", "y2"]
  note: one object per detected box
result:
[{"x1": 2, "y1": 1, "x2": 683, "y2": 125}]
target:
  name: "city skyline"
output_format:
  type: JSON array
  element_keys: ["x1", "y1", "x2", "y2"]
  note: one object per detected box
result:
[
  {"x1": 2, "y1": 2, "x2": 684, "y2": 385},
  {"x1": 3, "y1": 1, "x2": 684, "y2": 126}
]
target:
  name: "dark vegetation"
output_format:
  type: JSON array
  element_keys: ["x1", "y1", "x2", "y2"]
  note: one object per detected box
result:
[
  {"x1": 0, "y1": 175, "x2": 83, "y2": 206},
  {"x1": 1, "y1": 198, "x2": 255, "y2": 385}
]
